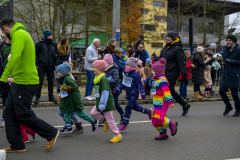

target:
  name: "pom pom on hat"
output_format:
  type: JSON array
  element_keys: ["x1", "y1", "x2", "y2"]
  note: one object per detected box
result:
[
  {"x1": 151, "y1": 58, "x2": 166, "y2": 76},
  {"x1": 93, "y1": 60, "x2": 108, "y2": 72}
]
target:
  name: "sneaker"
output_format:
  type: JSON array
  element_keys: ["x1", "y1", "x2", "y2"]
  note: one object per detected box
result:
[
  {"x1": 0, "y1": 150, "x2": 6, "y2": 160},
  {"x1": 46, "y1": 130, "x2": 60, "y2": 150},
  {"x1": 34, "y1": 97, "x2": 39, "y2": 104},
  {"x1": 91, "y1": 95, "x2": 96, "y2": 100},
  {"x1": 118, "y1": 124, "x2": 127, "y2": 132},
  {"x1": 3, "y1": 147, "x2": 26, "y2": 153},
  {"x1": 223, "y1": 107, "x2": 233, "y2": 116},
  {"x1": 84, "y1": 96, "x2": 93, "y2": 101},
  {"x1": 110, "y1": 134, "x2": 122, "y2": 143},
  {"x1": 92, "y1": 120, "x2": 99, "y2": 132},
  {"x1": 23, "y1": 140, "x2": 29, "y2": 143},
  {"x1": 72, "y1": 123, "x2": 84, "y2": 134},
  {"x1": 155, "y1": 132, "x2": 169, "y2": 140},
  {"x1": 104, "y1": 122, "x2": 109, "y2": 132},
  {"x1": 49, "y1": 97, "x2": 58, "y2": 104},
  {"x1": 169, "y1": 121, "x2": 178, "y2": 136},
  {"x1": 60, "y1": 126, "x2": 73, "y2": 133},
  {"x1": 147, "y1": 108, "x2": 152, "y2": 120},
  {"x1": 233, "y1": 110, "x2": 240, "y2": 117},
  {"x1": 182, "y1": 104, "x2": 191, "y2": 116}
]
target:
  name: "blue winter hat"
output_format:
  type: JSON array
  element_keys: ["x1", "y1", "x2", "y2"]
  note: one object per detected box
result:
[
  {"x1": 146, "y1": 58, "x2": 152, "y2": 64},
  {"x1": 44, "y1": 30, "x2": 53, "y2": 38},
  {"x1": 56, "y1": 63, "x2": 72, "y2": 75},
  {"x1": 210, "y1": 43, "x2": 217, "y2": 49}
]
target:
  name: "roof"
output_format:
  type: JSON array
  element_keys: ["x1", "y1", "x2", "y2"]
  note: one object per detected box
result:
[{"x1": 70, "y1": 32, "x2": 112, "y2": 49}]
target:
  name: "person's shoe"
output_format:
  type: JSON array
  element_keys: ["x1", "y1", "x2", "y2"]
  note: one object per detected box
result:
[
  {"x1": 91, "y1": 95, "x2": 96, "y2": 100},
  {"x1": 0, "y1": 150, "x2": 6, "y2": 160},
  {"x1": 118, "y1": 124, "x2": 127, "y2": 132},
  {"x1": 110, "y1": 134, "x2": 122, "y2": 143},
  {"x1": 182, "y1": 104, "x2": 191, "y2": 116},
  {"x1": 223, "y1": 107, "x2": 233, "y2": 116},
  {"x1": 72, "y1": 123, "x2": 84, "y2": 134},
  {"x1": 204, "y1": 91, "x2": 209, "y2": 98},
  {"x1": 3, "y1": 147, "x2": 26, "y2": 153},
  {"x1": 32, "y1": 134, "x2": 37, "y2": 140},
  {"x1": 169, "y1": 121, "x2": 178, "y2": 136},
  {"x1": 119, "y1": 115, "x2": 124, "y2": 125},
  {"x1": 193, "y1": 91, "x2": 203, "y2": 99},
  {"x1": 104, "y1": 122, "x2": 109, "y2": 132},
  {"x1": 199, "y1": 91, "x2": 205, "y2": 97},
  {"x1": 34, "y1": 97, "x2": 39, "y2": 104},
  {"x1": 207, "y1": 91, "x2": 212, "y2": 98},
  {"x1": 147, "y1": 108, "x2": 152, "y2": 120},
  {"x1": 84, "y1": 96, "x2": 93, "y2": 101},
  {"x1": 155, "y1": 132, "x2": 169, "y2": 140},
  {"x1": 46, "y1": 130, "x2": 60, "y2": 150},
  {"x1": 183, "y1": 97, "x2": 189, "y2": 100},
  {"x1": 232, "y1": 110, "x2": 240, "y2": 117},
  {"x1": 49, "y1": 97, "x2": 58, "y2": 104},
  {"x1": 23, "y1": 140, "x2": 29, "y2": 143},
  {"x1": 98, "y1": 121, "x2": 105, "y2": 127},
  {"x1": 92, "y1": 120, "x2": 99, "y2": 132},
  {"x1": 60, "y1": 126, "x2": 73, "y2": 133}
]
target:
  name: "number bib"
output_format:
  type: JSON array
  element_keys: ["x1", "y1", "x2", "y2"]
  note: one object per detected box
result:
[
  {"x1": 122, "y1": 75, "x2": 132, "y2": 87},
  {"x1": 61, "y1": 91, "x2": 68, "y2": 98},
  {"x1": 95, "y1": 86, "x2": 100, "y2": 98},
  {"x1": 152, "y1": 85, "x2": 156, "y2": 95}
]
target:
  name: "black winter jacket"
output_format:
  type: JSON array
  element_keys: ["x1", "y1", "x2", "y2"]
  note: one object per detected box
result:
[
  {"x1": 134, "y1": 49, "x2": 148, "y2": 67},
  {"x1": 191, "y1": 51, "x2": 205, "y2": 84},
  {"x1": 35, "y1": 38, "x2": 59, "y2": 70},
  {"x1": 104, "y1": 63, "x2": 119, "y2": 91},
  {"x1": 159, "y1": 41, "x2": 187, "y2": 78}
]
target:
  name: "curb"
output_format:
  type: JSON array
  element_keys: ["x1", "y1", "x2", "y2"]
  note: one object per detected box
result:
[{"x1": 30, "y1": 97, "x2": 229, "y2": 108}]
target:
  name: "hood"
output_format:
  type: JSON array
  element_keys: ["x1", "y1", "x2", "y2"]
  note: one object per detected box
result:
[
  {"x1": 10, "y1": 23, "x2": 26, "y2": 39},
  {"x1": 104, "y1": 63, "x2": 119, "y2": 72}
]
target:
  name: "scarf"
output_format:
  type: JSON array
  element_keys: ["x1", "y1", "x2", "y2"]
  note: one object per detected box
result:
[
  {"x1": 57, "y1": 75, "x2": 69, "y2": 84},
  {"x1": 94, "y1": 73, "x2": 105, "y2": 85},
  {"x1": 229, "y1": 44, "x2": 236, "y2": 52},
  {"x1": 125, "y1": 68, "x2": 136, "y2": 73},
  {"x1": 167, "y1": 37, "x2": 180, "y2": 49}
]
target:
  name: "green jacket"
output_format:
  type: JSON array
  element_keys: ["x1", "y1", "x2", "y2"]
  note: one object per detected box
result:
[
  {"x1": 59, "y1": 76, "x2": 84, "y2": 113},
  {"x1": 95, "y1": 76, "x2": 115, "y2": 112},
  {"x1": 0, "y1": 23, "x2": 39, "y2": 84}
]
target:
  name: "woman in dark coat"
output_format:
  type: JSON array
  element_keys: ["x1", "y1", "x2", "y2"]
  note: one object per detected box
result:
[
  {"x1": 103, "y1": 39, "x2": 116, "y2": 55},
  {"x1": 191, "y1": 46, "x2": 211, "y2": 99}
]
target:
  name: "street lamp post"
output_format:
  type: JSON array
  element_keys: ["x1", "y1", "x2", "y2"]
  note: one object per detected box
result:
[{"x1": 112, "y1": 0, "x2": 120, "y2": 47}]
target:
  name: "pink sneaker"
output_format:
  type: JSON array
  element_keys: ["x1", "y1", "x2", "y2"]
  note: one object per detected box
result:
[
  {"x1": 169, "y1": 121, "x2": 178, "y2": 136},
  {"x1": 155, "y1": 132, "x2": 169, "y2": 140},
  {"x1": 118, "y1": 124, "x2": 127, "y2": 132}
]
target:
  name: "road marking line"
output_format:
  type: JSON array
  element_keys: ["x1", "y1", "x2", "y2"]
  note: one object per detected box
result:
[
  {"x1": 54, "y1": 120, "x2": 151, "y2": 128},
  {"x1": 225, "y1": 159, "x2": 240, "y2": 160}
]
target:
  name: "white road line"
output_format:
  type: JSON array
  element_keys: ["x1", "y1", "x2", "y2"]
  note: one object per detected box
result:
[
  {"x1": 54, "y1": 120, "x2": 151, "y2": 128},
  {"x1": 225, "y1": 159, "x2": 240, "y2": 160}
]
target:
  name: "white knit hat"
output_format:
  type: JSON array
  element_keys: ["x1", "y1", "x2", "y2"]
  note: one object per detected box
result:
[{"x1": 196, "y1": 46, "x2": 204, "y2": 53}]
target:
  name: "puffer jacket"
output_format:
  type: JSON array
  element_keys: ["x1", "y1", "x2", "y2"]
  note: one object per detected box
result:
[
  {"x1": 144, "y1": 63, "x2": 152, "y2": 78},
  {"x1": 191, "y1": 51, "x2": 205, "y2": 84},
  {"x1": 84, "y1": 44, "x2": 98, "y2": 71},
  {"x1": 112, "y1": 53, "x2": 125, "y2": 80},
  {"x1": 104, "y1": 63, "x2": 119, "y2": 91},
  {"x1": 35, "y1": 38, "x2": 59, "y2": 70}
]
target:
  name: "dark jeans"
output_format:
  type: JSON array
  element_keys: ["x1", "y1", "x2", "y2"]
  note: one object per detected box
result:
[
  {"x1": 166, "y1": 76, "x2": 187, "y2": 107},
  {"x1": 85, "y1": 71, "x2": 95, "y2": 97},
  {"x1": 179, "y1": 80, "x2": 188, "y2": 97},
  {"x1": 211, "y1": 71, "x2": 216, "y2": 91},
  {"x1": 36, "y1": 67, "x2": 54, "y2": 98},
  {"x1": 1, "y1": 83, "x2": 11, "y2": 118},
  {"x1": 113, "y1": 93, "x2": 124, "y2": 115},
  {"x1": 219, "y1": 86, "x2": 240, "y2": 111},
  {"x1": 194, "y1": 84, "x2": 200, "y2": 92},
  {"x1": 4, "y1": 83, "x2": 58, "y2": 149}
]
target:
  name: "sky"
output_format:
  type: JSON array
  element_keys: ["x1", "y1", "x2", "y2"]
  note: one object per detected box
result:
[{"x1": 228, "y1": 0, "x2": 240, "y2": 32}]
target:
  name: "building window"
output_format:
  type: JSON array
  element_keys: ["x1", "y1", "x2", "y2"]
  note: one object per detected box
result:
[
  {"x1": 142, "y1": 24, "x2": 156, "y2": 32},
  {"x1": 140, "y1": 8, "x2": 148, "y2": 14},
  {"x1": 154, "y1": 16, "x2": 166, "y2": 22},
  {"x1": 153, "y1": 1, "x2": 164, "y2": 7},
  {"x1": 151, "y1": 43, "x2": 163, "y2": 48}
]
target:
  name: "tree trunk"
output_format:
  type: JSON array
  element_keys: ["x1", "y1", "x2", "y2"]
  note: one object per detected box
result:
[
  {"x1": 217, "y1": 1, "x2": 225, "y2": 53},
  {"x1": 85, "y1": 0, "x2": 90, "y2": 52},
  {"x1": 177, "y1": 0, "x2": 180, "y2": 35},
  {"x1": 202, "y1": 0, "x2": 207, "y2": 47}
]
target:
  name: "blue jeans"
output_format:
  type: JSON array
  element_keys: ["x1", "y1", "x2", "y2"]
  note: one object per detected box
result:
[
  {"x1": 85, "y1": 71, "x2": 95, "y2": 97},
  {"x1": 179, "y1": 80, "x2": 188, "y2": 97},
  {"x1": 219, "y1": 86, "x2": 240, "y2": 111},
  {"x1": 113, "y1": 93, "x2": 124, "y2": 115},
  {"x1": 78, "y1": 63, "x2": 81, "y2": 71},
  {"x1": 58, "y1": 109, "x2": 80, "y2": 124}
]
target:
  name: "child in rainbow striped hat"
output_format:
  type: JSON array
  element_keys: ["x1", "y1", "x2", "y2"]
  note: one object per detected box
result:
[{"x1": 151, "y1": 58, "x2": 178, "y2": 140}]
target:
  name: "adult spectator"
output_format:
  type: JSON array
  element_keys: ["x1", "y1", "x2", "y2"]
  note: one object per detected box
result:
[
  {"x1": 103, "y1": 39, "x2": 116, "y2": 55},
  {"x1": 58, "y1": 36, "x2": 71, "y2": 64},
  {"x1": 151, "y1": 51, "x2": 158, "y2": 62},
  {"x1": 220, "y1": 35, "x2": 240, "y2": 117},
  {"x1": 191, "y1": 46, "x2": 211, "y2": 99},
  {"x1": 159, "y1": 32, "x2": 191, "y2": 116},
  {"x1": 0, "y1": 17, "x2": 59, "y2": 152},
  {"x1": 34, "y1": 30, "x2": 59, "y2": 104},
  {"x1": 134, "y1": 44, "x2": 149, "y2": 67},
  {"x1": 210, "y1": 43, "x2": 217, "y2": 55},
  {"x1": 84, "y1": 38, "x2": 101, "y2": 101},
  {"x1": 112, "y1": 48, "x2": 125, "y2": 81}
]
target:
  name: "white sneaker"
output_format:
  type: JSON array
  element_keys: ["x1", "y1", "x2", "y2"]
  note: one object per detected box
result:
[
  {"x1": 84, "y1": 96, "x2": 93, "y2": 101},
  {"x1": 91, "y1": 95, "x2": 96, "y2": 100},
  {"x1": 0, "y1": 150, "x2": 6, "y2": 160}
]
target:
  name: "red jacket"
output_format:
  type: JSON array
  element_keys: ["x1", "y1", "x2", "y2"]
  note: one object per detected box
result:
[{"x1": 178, "y1": 58, "x2": 193, "y2": 80}]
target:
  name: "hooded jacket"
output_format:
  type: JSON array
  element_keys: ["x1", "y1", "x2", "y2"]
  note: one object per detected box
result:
[
  {"x1": 104, "y1": 63, "x2": 119, "y2": 91},
  {"x1": 0, "y1": 23, "x2": 39, "y2": 85}
]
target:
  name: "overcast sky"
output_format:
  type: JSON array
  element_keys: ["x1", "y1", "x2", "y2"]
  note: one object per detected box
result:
[{"x1": 228, "y1": 0, "x2": 240, "y2": 31}]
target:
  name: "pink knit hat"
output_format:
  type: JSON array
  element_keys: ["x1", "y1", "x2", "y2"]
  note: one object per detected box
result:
[
  {"x1": 137, "y1": 60, "x2": 142, "y2": 66},
  {"x1": 152, "y1": 58, "x2": 166, "y2": 76},
  {"x1": 103, "y1": 54, "x2": 113, "y2": 64},
  {"x1": 93, "y1": 60, "x2": 108, "y2": 72}
]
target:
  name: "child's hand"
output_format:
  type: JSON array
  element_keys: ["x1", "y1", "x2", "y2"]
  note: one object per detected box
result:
[
  {"x1": 57, "y1": 97, "x2": 60, "y2": 102},
  {"x1": 170, "y1": 104, "x2": 174, "y2": 108},
  {"x1": 7, "y1": 78, "x2": 13, "y2": 83}
]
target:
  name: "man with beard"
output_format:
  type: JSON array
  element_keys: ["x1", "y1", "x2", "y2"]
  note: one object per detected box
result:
[
  {"x1": 34, "y1": 30, "x2": 59, "y2": 104},
  {"x1": 159, "y1": 32, "x2": 191, "y2": 116},
  {"x1": 0, "y1": 17, "x2": 59, "y2": 152}
]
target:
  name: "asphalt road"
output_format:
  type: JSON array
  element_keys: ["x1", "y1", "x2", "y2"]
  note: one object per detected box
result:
[{"x1": 0, "y1": 102, "x2": 239, "y2": 160}]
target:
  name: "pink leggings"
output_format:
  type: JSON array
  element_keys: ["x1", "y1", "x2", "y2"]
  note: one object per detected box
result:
[
  {"x1": 21, "y1": 124, "x2": 35, "y2": 142},
  {"x1": 90, "y1": 106, "x2": 119, "y2": 135}
]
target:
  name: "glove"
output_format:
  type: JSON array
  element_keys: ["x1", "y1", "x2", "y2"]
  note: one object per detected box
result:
[
  {"x1": 182, "y1": 76, "x2": 188, "y2": 85},
  {"x1": 113, "y1": 91, "x2": 116, "y2": 94},
  {"x1": 0, "y1": 81, "x2": 7, "y2": 89}
]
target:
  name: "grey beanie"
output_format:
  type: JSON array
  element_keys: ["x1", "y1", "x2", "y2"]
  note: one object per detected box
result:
[{"x1": 109, "y1": 39, "x2": 116, "y2": 45}]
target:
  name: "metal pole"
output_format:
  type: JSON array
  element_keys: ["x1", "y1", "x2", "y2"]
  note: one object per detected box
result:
[{"x1": 112, "y1": 0, "x2": 120, "y2": 47}]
